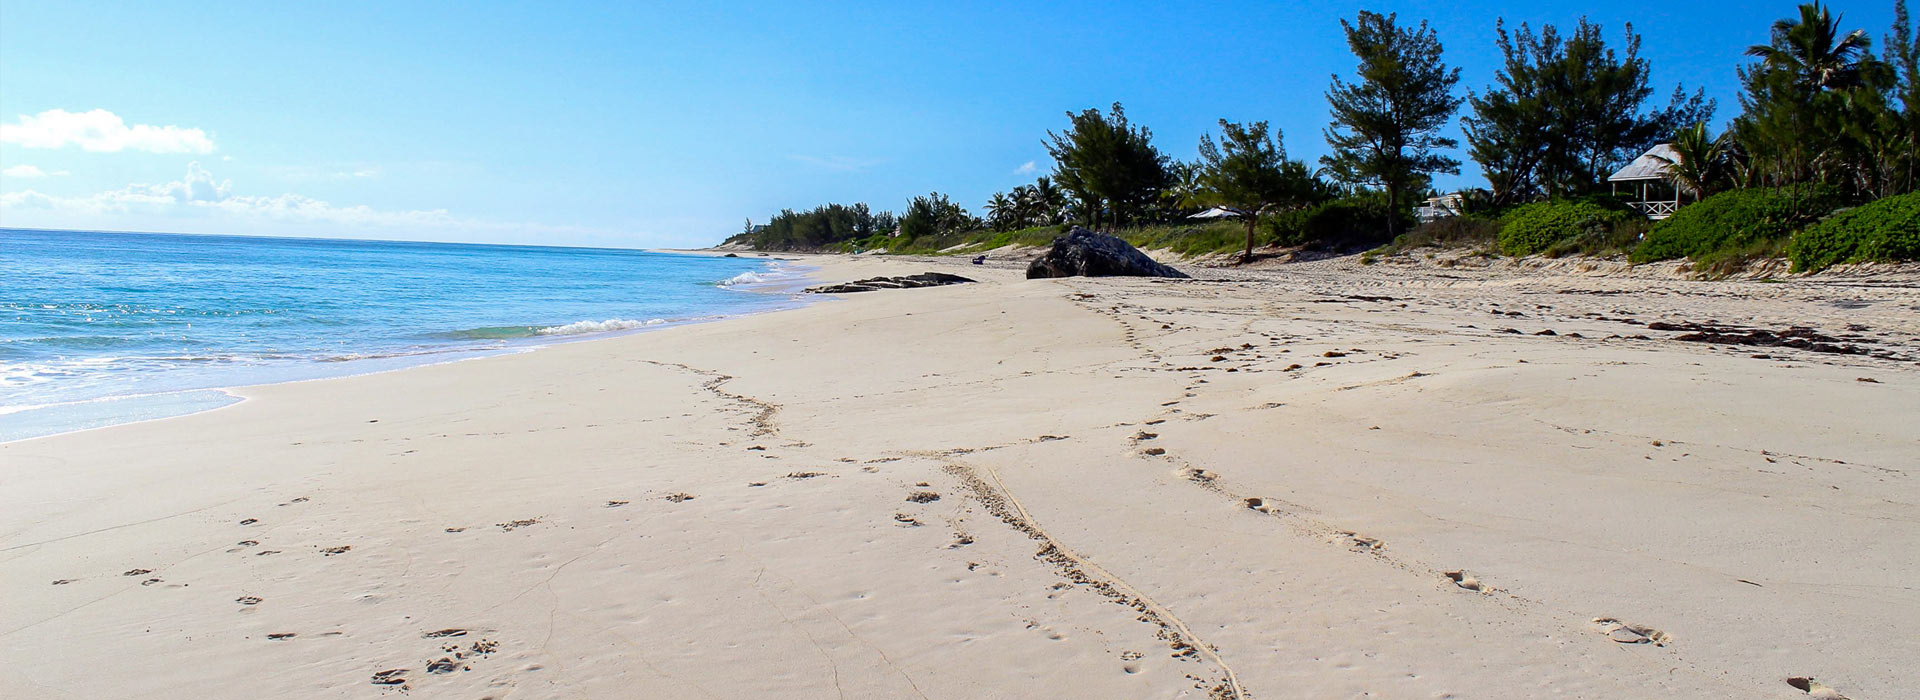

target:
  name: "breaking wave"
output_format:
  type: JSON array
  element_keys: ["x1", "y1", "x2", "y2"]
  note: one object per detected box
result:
[
  {"x1": 718, "y1": 271, "x2": 771, "y2": 286},
  {"x1": 534, "y1": 318, "x2": 668, "y2": 336}
]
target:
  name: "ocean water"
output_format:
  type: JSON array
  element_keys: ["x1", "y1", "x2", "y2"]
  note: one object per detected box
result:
[{"x1": 0, "y1": 229, "x2": 806, "y2": 440}]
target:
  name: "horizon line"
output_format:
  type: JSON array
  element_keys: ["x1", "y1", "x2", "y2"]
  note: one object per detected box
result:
[{"x1": 0, "y1": 225, "x2": 724, "y2": 255}]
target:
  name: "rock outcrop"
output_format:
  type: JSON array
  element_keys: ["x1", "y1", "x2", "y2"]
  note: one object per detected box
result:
[
  {"x1": 804, "y1": 272, "x2": 977, "y2": 294},
  {"x1": 1026, "y1": 227, "x2": 1189, "y2": 279}
]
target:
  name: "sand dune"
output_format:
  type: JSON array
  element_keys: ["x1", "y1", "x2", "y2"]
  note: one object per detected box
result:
[{"x1": 4, "y1": 255, "x2": 1916, "y2": 698}]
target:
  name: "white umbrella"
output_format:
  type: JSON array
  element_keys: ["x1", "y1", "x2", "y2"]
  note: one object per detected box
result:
[{"x1": 1188, "y1": 206, "x2": 1243, "y2": 220}]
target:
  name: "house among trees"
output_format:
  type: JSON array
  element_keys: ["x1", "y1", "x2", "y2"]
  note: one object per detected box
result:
[
  {"x1": 1608, "y1": 144, "x2": 1684, "y2": 219},
  {"x1": 1416, "y1": 193, "x2": 1464, "y2": 222}
]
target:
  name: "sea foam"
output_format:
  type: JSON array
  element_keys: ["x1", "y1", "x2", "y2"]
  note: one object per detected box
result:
[
  {"x1": 534, "y1": 318, "x2": 668, "y2": 336},
  {"x1": 718, "y1": 271, "x2": 771, "y2": 286}
]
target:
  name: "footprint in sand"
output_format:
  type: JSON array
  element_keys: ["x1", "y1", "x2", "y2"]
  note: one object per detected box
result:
[
  {"x1": 369, "y1": 669, "x2": 407, "y2": 685},
  {"x1": 1786, "y1": 677, "x2": 1849, "y2": 699},
  {"x1": 664, "y1": 493, "x2": 696, "y2": 503},
  {"x1": 237, "y1": 596, "x2": 263, "y2": 606},
  {"x1": 905, "y1": 491, "x2": 941, "y2": 503},
  {"x1": 321, "y1": 546, "x2": 352, "y2": 556},
  {"x1": 1443, "y1": 570, "x2": 1482, "y2": 591},
  {"x1": 1591, "y1": 617, "x2": 1671, "y2": 646}
]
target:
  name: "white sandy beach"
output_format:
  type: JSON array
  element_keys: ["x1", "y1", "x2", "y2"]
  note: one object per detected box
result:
[{"x1": 3, "y1": 254, "x2": 1917, "y2": 699}]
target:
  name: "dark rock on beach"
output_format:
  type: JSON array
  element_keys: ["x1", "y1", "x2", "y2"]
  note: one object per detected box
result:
[
  {"x1": 805, "y1": 272, "x2": 976, "y2": 294},
  {"x1": 1026, "y1": 227, "x2": 1189, "y2": 279}
]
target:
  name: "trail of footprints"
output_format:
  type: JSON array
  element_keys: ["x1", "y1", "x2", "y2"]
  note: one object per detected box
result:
[
  {"x1": 1138, "y1": 427, "x2": 1695, "y2": 662},
  {"x1": 1071, "y1": 282, "x2": 1703, "y2": 668},
  {"x1": 50, "y1": 319, "x2": 1859, "y2": 697},
  {"x1": 367, "y1": 629, "x2": 503, "y2": 691}
]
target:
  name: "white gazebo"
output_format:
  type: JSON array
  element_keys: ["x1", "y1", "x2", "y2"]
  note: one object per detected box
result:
[{"x1": 1609, "y1": 144, "x2": 1682, "y2": 219}]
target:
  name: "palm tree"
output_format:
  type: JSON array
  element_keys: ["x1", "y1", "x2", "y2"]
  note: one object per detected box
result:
[
  {"x1": 1009, "y1": 184, "x2": 1037, "y2": 226},
  {"x1": 1023, "y1": 177, "x2": 1066, "y2": 225},
  {"x1": 1653, "y1": 122, "x2": 1730, "y2": 202},
  {"x1": 1745, "y1": 2, "x2": 1875, "y2": 91},
  {"x1": 984, "y1": 192, "x2": 1014, "y2": 231}
]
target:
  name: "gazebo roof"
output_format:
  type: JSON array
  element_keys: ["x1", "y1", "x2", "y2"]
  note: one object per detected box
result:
[{"x1": 1609, "y1": 143, "x2": 1680, "y2": 182}]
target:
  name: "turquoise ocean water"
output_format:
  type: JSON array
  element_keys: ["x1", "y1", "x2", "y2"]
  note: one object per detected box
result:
[{"x1": 0, "y1": 229, "x2": 806, "y2": 441}]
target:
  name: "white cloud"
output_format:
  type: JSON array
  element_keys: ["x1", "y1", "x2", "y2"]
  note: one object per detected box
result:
[
  {"x1": 0, "y1": 162, "x2": 645, "y2": 246},
  {"x1": 0, "y1": 108, "x2": 215, "y2": 153},
  {"x1": 2, "y1": 164, "x2": 67, "y2": 178},
  {"x1": 1013, "y1": 160, "x2": 1037, "y2": 175},
  {"x1": 0, "y1": 162, "x2": 456, "y2": 227}
]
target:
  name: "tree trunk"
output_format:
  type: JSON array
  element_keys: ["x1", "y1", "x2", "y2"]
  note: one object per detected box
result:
[
  {"x1": 1241, "y1": 215, "x2": 1257, "y2": 263},
  {"x1": 1385, "y1": 187, "x2": 1401, "y2": 239}
]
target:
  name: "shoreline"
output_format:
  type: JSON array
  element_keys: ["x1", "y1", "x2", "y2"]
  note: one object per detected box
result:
[
  {"x1": 3, "y1": 254, "x2": 1915, "y2": 698},
  {"x1": 0, "y1": 256, "x2": 821, "y2": 445}
]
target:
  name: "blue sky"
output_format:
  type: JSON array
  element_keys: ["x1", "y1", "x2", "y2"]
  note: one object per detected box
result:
[{"x1": 0, "y1": 1, "x2": 1903, "y2": 248}]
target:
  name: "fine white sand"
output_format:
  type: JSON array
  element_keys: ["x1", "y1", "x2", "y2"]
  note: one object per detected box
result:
[{"x1": 4, "y1": 254, "x2": 1916, "y2": 699}]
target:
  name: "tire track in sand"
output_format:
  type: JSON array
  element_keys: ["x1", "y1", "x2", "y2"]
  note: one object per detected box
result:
[{"x1": 939, "y1": 456, "x2": 1246, "y2": 700}]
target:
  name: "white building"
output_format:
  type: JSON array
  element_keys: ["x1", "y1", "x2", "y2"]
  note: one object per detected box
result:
[
  {"x1": 1416, "y1": 193, "x2": 1464, "y2": 222},
  {"x1": 1609, "y1": 144, "x2": 1683, "y2": 220}
]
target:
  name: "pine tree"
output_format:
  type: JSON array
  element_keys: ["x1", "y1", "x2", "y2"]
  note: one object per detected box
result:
[
  {"x1": 1465, "y1": 19, "x2": 1712, "y2": 203},
  {"x1": 1046, "y1": 102, "x2": 1172, "y2": 229},
  {"x1": 1321, "y1": 11, "x2": 1463, "y2": 238},
  {"x1": 1193, "y1": 120, "x2": 1316, "y2": 262}
]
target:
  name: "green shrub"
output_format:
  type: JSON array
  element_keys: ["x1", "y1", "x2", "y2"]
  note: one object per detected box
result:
[
  {"x1": 1121, "y1": 221, "x2": 1249, "y2": 256},
  {"x1": 1693, "y1": 237, "x2": 1791, "y2": 278},
  {"x1": 1497, "y1": 201, "x2": 1634, "y2": 256},
  {"x1": 968, "y1": 225, "x2": 1073, "y2": 251},
  {"x1": 1788, "y1": 192, "x2": 1920, "y2": 272},
  {"x1": 1541, "y1": 218, "x2": 1650, "y2": 258},
  {"x1": 1265, "y1": 196, "x2": 1409, "y2": 250},
  {"x1": 1382, "y1": 215, "x2": 1502, "y2": 254},
  {"x1": 1631, "y1": 185, "x2": 1841, "y2": 263}
]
